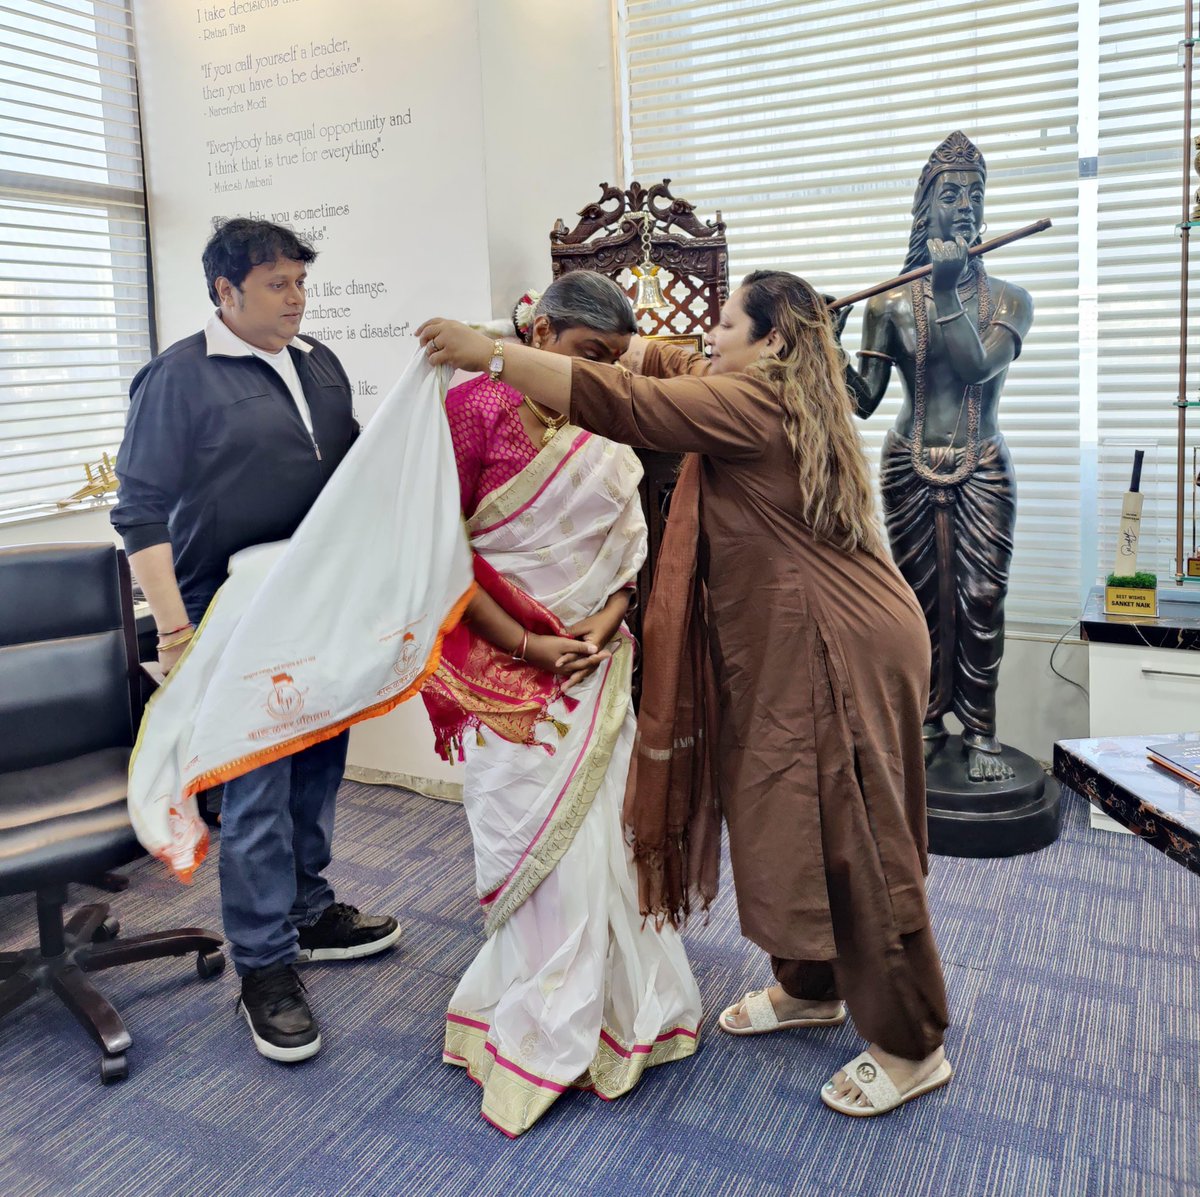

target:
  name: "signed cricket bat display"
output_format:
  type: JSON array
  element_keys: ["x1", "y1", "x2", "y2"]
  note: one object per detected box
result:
[{"x1": 1114, "y1": 449, "x2": 1146, "y2": 575}]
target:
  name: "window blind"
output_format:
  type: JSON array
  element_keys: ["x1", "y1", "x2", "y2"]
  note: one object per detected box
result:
[
  {"x1": 621, "y1": 0, "x2": 1082, "y2": 631},
  {"x1": 0, "y1": 0, "x2": 150, "y2": 519},
  {"x1": 1096, "y1": 0, "x2": 1200, "y2": 583}
]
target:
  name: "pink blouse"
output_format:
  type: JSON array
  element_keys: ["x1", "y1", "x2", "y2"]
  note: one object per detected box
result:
[{"x1": 445, "y1": 375, "x2": 538, "y2": 519}]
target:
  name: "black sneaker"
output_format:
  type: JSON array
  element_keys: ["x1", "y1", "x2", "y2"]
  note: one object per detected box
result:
[
  {"x1": 295, "y1": 902, "x2": 401, "y2": 963},
  {"x1": 238, "y1": 962, "x2": 321, "y2": 1063}
]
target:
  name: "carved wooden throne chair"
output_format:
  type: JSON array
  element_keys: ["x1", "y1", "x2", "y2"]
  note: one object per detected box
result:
[{"x1": 549, "y1": 180, "x2": 729, "y2": 692}]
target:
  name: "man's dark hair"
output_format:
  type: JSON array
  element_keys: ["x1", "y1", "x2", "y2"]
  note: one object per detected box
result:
[{"x1": 202, "y1": 217, "x2": 317, "y2": 305}]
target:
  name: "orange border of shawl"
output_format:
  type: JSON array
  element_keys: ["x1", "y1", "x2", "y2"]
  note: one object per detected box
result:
[{"x1": 178, "y1": 581, "x2": 477, "y2": 799}]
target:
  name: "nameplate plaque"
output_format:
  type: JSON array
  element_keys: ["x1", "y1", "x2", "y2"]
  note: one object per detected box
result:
[{"x1": 1104, "y1": 585, "x2": 1159, "y2": 618}]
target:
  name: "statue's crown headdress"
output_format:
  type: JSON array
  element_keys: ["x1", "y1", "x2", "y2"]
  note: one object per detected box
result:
[{"x1": 912, "y1": 131, "x2": 986, "y2": 214}]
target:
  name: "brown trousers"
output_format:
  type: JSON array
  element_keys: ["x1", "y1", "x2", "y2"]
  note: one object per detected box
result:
[{"x1": 772, "y1": 918, "x2": 948, "y2": 1060}]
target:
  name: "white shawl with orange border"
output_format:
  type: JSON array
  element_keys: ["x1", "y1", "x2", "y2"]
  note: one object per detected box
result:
[{"x1": 127, "y1": 354, "x2": 473, "y2": 880}]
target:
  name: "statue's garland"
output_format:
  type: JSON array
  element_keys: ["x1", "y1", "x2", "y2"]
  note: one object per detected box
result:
[{"x1": 909, "y1": 261, "x2": 991, "y2": 494}]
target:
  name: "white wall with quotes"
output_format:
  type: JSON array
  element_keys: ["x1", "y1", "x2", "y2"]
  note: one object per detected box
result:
[{"x1": 132, "y1": 0, "x2": 498, "y2": 795}]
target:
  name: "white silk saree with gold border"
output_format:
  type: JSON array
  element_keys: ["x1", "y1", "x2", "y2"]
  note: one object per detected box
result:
[{"x1": 438, "y1": 424, "x2": 701, "y2": 1138}]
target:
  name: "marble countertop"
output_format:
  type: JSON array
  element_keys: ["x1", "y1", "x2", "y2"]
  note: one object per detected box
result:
[
  {"x1": 1054, "y1": 734, "x2": 1200, "y2": 873},
  {"x1": 1080, "y1": 585, "x2": 1200, "y2": 650}
]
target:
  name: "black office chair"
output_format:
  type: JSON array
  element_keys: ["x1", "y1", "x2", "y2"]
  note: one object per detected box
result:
[{"x1": 0, "y1": 543, "x2": 224, "y2": 1084}]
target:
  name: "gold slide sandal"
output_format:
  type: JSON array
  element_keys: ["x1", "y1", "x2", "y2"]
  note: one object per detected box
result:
[
  {"x1": 820, "y1": 1050, "x2": 953, "y2": 1117},
  {"x1": 717, "y1": 988, "x2": 847, "y2": 1036}
]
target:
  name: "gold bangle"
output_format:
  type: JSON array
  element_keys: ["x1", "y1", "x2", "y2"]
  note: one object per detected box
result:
[
  {"x1": 157, "y1": 630, "x2": 194, "y2": 651},
  {"x1": 511, "y1": 629, "x2": 529, "y2": 661}
]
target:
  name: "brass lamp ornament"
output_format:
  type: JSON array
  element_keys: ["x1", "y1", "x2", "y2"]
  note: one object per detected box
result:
[
  {"x1": 57, "y1": 451, "x2": 119, "y2": 509},
  {"x1": 631, "y1": 210, "x2": 669, "y2": 312}
]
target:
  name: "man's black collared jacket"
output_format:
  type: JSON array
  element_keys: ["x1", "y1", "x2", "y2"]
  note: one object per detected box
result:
[{"x1": 112, "y1": 331, "x2": 358, "y2": 613}]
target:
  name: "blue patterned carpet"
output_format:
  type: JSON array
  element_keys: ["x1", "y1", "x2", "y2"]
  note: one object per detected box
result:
[{"x1": 0, "y1": 783, "x2": 1196, "y2": 1197}]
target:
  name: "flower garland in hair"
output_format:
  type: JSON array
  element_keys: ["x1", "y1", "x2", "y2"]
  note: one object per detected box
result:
[{"x1": 511, "y1": 289, "x2": 542, "y2": 344}]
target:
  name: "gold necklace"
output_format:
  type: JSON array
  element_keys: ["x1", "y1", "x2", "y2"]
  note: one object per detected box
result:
[{"x1": 522, "y1": 395, "x2": 567, "y2": 446}]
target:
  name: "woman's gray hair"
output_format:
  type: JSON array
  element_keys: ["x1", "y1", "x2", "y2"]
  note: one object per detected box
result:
[{"x1": 534, "y1": 271, "x2": 637, "y2": 337}]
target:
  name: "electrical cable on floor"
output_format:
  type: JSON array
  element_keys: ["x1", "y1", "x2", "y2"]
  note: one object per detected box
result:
[{"x1": 1049, "y1": 618, "x2": 1089, "y2": 701}]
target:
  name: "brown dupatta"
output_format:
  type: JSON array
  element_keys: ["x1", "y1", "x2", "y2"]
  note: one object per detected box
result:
[{"x1": 622, "y1": 454, "x2": 721, "y2": 925}]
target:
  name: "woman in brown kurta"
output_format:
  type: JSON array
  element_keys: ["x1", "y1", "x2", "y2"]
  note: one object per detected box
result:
[{"x1": 418, "y1": 270, "x2": 952, "y2": 1117}]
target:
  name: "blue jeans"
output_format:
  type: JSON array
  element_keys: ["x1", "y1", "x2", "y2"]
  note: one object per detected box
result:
[
  {"x1": 183, "y1": 590, "x2": 347, "y2": 974},
  {"x1": 217, "y1": 730, "x2": 349, "y2": 975}
]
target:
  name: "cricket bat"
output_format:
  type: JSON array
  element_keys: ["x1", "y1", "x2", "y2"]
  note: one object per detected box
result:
[{"x1": 1113, "y1": 449, "x2": 1146, "y2": 575}]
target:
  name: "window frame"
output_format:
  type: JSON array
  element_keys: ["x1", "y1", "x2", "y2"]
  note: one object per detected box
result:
[{"x1": 0, "y1": 0, "x2": 154, "y2": 525}]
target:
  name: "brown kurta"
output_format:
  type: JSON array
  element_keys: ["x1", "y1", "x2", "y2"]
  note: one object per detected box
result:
[{"x1": 570, "y1": 343, "x2": 934, "y2": 964}]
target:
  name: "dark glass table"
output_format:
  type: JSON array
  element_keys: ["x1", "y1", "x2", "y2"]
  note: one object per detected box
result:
[{"x1": 1053, "y1": 735, "x2": 1200, "y2": 876}]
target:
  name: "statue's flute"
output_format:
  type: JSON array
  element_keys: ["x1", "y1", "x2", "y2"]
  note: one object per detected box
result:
[{"x1": 828, "y1": 218, "x2": 1052, "y2": 311}]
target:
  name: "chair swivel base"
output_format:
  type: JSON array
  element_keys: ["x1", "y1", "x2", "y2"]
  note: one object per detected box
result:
[{"x1": 0, "y1": 897, "x2": 225, "y2": 1084}]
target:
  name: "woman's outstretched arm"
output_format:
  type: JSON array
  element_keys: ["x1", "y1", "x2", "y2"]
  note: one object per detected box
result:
[
  {"x1": 420, "y1": 319, "x2": 572, "y2": 414},
  {"x1": 418, "y1": 318, "x2": 769, "y2": 459}
]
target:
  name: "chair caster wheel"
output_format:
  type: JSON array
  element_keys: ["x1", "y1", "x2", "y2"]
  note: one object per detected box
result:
[
  {"x1": 196, "y1": 949, "x2": 226, "y2": 980},
  {"x1": 100, "y1": 1053, "x2": 128, "y2": 1084},
  {"x1": 93, "y1": 916, "x2": 120, "y2": 942}
]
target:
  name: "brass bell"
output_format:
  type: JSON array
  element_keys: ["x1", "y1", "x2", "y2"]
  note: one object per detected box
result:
[
  {"x1": 632, "y1": 211, "x2": 670, "y2": 312},
  {"x1": 632, "y1": 265, "x2": 668, "y2": 312}
]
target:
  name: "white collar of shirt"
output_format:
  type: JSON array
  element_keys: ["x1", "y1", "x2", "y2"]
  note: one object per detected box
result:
[
  {"x1": 204, "y1": 311, "x2": 316, "y2": 436},
  {"x1": 204, "y1": 311, "x2": 313, "y2": 357}
]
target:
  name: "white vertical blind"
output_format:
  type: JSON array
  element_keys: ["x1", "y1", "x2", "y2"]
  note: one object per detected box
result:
[
  {"x1": 0, "y1": 0, "x2": 151, "y2": 518},
  {"x1": 1096, "y1": 0, "x2": 1200, "y2": 581},
  {"x1": 622, "y1": 0, "x2": 1082, "y2": 630}
]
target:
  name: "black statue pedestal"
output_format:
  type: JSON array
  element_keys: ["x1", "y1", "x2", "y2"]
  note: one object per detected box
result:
[{"x1": 925, "y1": 735, "x2": 1062, "y2": 857}]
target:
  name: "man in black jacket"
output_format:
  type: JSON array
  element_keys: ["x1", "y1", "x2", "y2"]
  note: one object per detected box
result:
[{"x1": 113, "y1": 218, "x2": 399, "y2": 1063}]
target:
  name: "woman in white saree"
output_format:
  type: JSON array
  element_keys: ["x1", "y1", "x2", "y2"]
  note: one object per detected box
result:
[{"x1": 422, "y1": 273, "x2": 701, "y2": 1137}]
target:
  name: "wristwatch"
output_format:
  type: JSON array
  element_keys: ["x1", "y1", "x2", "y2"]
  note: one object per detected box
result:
[{"x1": 487, "y1": 339, "x2": 505, "y2": 381}]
